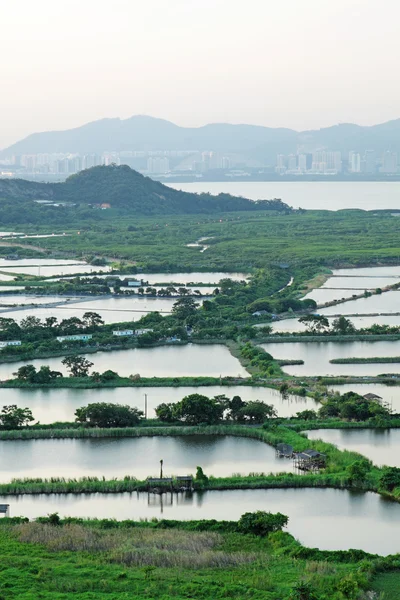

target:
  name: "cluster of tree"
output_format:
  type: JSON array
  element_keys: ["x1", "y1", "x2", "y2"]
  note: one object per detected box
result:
[
  {"x1": 75, "y1": 402, "x2": 143, "y2": 427},
  {"x1": 298, "y1": 315, "x2": 355, "y2": 334},
  {"x1": 240, "y1": 343, "x2": 280, "y2": 377},
  {"x1": 0, "y1": 312, "x2": 104, "y2": 344},
  {"x1": 14, "y1": 364, "x2": 62, "y2": 384},
  {"x1": 318, "y1": 391, "x2": 390, "y2": 421},
  {"x1": 14, "y1": 356, "x2": 94, "y2": 381},
  {"x1": 0, "y1": 405, "x2": 34, "y2": 429},
  {"x1": 155, "y1": 393, "x2": 277, "y2": 425}
]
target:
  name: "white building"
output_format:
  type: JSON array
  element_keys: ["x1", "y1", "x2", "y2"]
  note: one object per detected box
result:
[
  {"x1": 147, "y1": 157, "x2": 170, "y2": 174},
  {"x1": 0, "y1": 340, "x2": 21, "y2": 348},
  {"x1": 349, "y1": 151, "x2": 361, "y2": 173},
  {"x1": 112, "y1": 330, "x2": 134, "y2": 336},
  {"x1": 56, "y1": 334, "x2": 93, "y2": 342},
  {"x1": 135, "y1": 328, "x2": 154, "y2": 336}
]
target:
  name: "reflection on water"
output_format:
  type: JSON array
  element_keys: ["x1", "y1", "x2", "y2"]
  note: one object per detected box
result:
[
  {"x1": 260, "y1": 340, "x2": 400, "y2": 376},
  {"x1": 0, "y1": 435, "x2": 293, "y2": 481},
  {"x1": 5, "y1": 488, "x2": 400, "y2": 554},
  {"x1": 306, "y1": 428, "x2": 400, "y2": 468},
  {"x1": 0, "y1": 385, "x2": 318, "y2": 423},
  {"x1": 0, "y1": 344, "x2": 247, "y2": 380}
]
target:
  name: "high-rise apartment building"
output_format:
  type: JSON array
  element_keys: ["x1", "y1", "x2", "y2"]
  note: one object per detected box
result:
[
  {"x1": 349, "y1": 151, "x2": 361, "y2": 173},
  {"x1": 381, "y1": 151, "x2": 398, "y2": 173},
  {"x1": 147, "y1": 157, "x2": 170, "y2": 174}
]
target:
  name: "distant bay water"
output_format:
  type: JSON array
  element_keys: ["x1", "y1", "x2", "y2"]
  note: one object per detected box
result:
[{"x1": 167, "y1": 181, "x2": 400, "y2": 211}]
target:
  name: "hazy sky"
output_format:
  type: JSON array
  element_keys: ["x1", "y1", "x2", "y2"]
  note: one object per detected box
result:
[{"x1": 1, "y1": 0, "x2": 400, "y2": 148}]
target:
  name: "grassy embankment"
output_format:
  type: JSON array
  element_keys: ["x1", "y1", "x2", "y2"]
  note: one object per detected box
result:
[
  {"x1": 0, "y1": 516, "x2": 391, "y2": 599},
  {"x1": 331, "y1": 356, "x2": 400, "y2": 364}
]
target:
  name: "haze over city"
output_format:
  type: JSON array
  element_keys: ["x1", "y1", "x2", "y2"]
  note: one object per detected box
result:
[{"x1": 2, "y1": 0, "x2": 400, "y2": 148}]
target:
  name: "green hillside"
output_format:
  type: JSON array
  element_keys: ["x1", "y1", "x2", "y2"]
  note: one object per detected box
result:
[{"x1": 0, "y1": 165, "x2": 290, "y2": 219}]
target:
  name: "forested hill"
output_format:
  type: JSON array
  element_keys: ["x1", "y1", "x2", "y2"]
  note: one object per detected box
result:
[{"x1": 0, "y1": 165, "x2": 291, "y2": 217}]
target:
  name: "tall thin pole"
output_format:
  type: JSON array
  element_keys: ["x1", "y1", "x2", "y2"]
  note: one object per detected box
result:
[
  {"x1": 144, "y1": 394, "x2": 147, "y2": 420},
  {"x1": 160, "y1": 459, "x2": 163, "y2": 479}
]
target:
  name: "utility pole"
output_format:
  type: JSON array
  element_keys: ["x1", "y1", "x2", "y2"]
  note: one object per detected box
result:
[
  {"x1": 160, "y1": 459, "x2": 163, "y2": 479},
  {"x1": 144, "y1": 393, "x2": 147, "y2": 419}
]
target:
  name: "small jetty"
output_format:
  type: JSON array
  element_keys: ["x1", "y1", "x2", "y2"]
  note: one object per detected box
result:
[
  {"x1": 146, "y1": 476, "x2": 193, "y2": 494},
  {"x1": 294, "y1": 449, "x2": 326, "y2": 472}
]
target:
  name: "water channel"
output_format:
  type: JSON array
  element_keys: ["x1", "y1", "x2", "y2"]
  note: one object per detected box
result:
[
  {"x1": 0, "y1": 385, "x2": 318, "y2": 423},
  {"x1": 306, "y1": 428, "x2": 400, "y2": 469},
  {"x1": 260, "y1": 340, "x2": 400, "y2": 376},
  {"x1": 0, "y1": 344, "x2": 247, "y2": 380},
  {"x1": 3, "y1": 487, "x2": 400, "y2": 554}
]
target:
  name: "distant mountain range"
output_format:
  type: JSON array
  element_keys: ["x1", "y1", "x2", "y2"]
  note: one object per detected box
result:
[
  {"x1": 2, "y1": 116, "x2": 400, "y2": 164},
  {"x1": 0, "y1": 165, "x2": 290, "y2": 216}
]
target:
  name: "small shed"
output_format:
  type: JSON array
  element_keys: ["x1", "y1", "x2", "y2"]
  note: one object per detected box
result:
[
  {"x1": 294, "y1": 449, "x2": 326, "y2": 472},
  {"x1": 175, "y1": 475, "x2": 193, "y2": 490},
  {"x1": 0, "y1": 504, "x2": 10, "y2": 517},
  {"x1": 276, "y1": 443, "x2": 294, "y2": 458},
  {"x1": 147, "y1": 478, "x2": 174, "y2": 494}
]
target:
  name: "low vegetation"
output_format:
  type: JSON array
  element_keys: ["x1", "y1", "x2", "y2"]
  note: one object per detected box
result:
[{"x1": 0, "y1": 512, "x2": 388, "y2": 599}]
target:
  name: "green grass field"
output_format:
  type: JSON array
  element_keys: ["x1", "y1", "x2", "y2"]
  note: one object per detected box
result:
[{"x1": 0, "y1": 521, "x2": 373, "y2": 599}]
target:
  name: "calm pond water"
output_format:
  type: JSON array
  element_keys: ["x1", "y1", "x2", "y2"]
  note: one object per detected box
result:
[
  {"x1": 0, "y1": 344, "x2": 247, "y2": 380},
  {"x1": 0, "y1": 435, "x2": 292, "y2": 480},
  {"x1": 330, "y1": 383, "x2": 400, "y2": 412},
  {"x1": 168, "y1": 181, "x2": 400, "y2": 211},
  {"x1": 4, "y1": 488, "x2": 400, "y2": 554},
  {"x1": 260, "y1": 340, "x2": 400, "y2": 376},
  {"x1": 271, "y1": 314, "x2": 400, "y2": 334},
  {"x1": 0, "y1": 296, "x2": 181, "y2": 324},
  {"x1": 302, "y1": 266, "x2": 400, "y2": 304},
  {"x1": 0, "y1": 385, "x2": 318, "y2": 423},
  {"x1": 306, "y1": 428, "x2": 400, "y2": 468},
  {"x1": 319, "y1": 290, "x2": 400, "y2": 316}
]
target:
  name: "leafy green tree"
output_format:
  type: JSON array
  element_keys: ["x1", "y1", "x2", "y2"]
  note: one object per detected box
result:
[
  {"x1": 331, "y1": 315, "x2": 355, "y2": 334},
  {"x1": 380, "y1": 467, "x2": 400, "y2": 491},
  {"x1": 98, "y1": 369, "x2": 119, "y2": 382},
  {"x1": 238, "y1": 511, "x2": 288, "y2": 536},
  {"x1": 59, "y1": 317, "x2": 84, "y2": 334},
  {"x1": 346, "y1": 459, "x2": 371, "y2": 485},
  {"x1": 298, "y1": 314, "x2": 329, "y2": 333},
  {"x1": 228, "y1": 395, "x2": 245, "y2": 420},
  {"x1": 155, "y1": 402, "x2": 176, "y2": 423},
  {"x1": 14, "y1": 364, "x2": 37, "y2": 382},
  {"x1": 45, "y1": 317, "x2": 58, "y2": 328},
  {"x1": 236, "y1": 401, "x2": 277, "y2": 423},
  {"x1": 82, "y1": 312, "x2": 104, "y2": 328},
  {"x1": 75, "y1": 402, "x2": 143, "y2": 427},
  {"x1": 20, "y1": 316, "x2": 43, "y2": 330},
  {"x1": 34, "y1": 366, "x2": 62, "y2": 384},
  {"x1": 296, "y1": 410, "x2": 318, "y2": 421},
  {"x1": 62, "y1": 355, "x2": 94, "y2": 377},
  {"x1": 172, "y1": 297, "x2": 199, "y2": 321},
  {"x1": 172, "y1": 394, "x2": 224, "y2": 425},
  {"x1": 0, "y1": 405, "x2": 34, "y2": 429},
  {"x1": 195, "y1": 466, "x2": 209, "y2": 486}
]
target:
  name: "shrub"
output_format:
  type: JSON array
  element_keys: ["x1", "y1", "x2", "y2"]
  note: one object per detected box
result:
[{"x1": 238, "y1": 511, "x2": 288, "y2": 537}]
